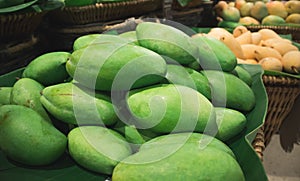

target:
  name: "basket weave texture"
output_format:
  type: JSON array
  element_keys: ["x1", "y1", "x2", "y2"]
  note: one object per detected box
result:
[
  {"x1": 252, "y1": 127, "x2": 265, "y2": 161},
  {"x1": 262, "y1": 75, "x2": 300, "y2": 146},
  {"x1": 47, "y1": 0, "x2": 162, "y2": 25},
  {"x1": 0, "y1": 12, "x2": 46, "y2": 42}
]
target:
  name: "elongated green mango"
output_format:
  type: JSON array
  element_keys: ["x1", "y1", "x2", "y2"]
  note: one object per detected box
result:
[
  {"x1": 0, "y1": 105, "x2": 67, "y2": 166},
  {"x1": 201, "y1": 70, "x2": 256, "y2": 112},
  {"x1": 66, "y1": 42, "x2": 167, "y2": 91},
  {"x1": 192, "y1": 36, "x2": 237, "y2": 72},
  {"x1": 73, "y1": 34, "x2": 130, "y2": 51},
  {"x1": 163, "y1": 64, "x2": 211, "y2": 99},
  {"x1": 119, "y1": 31, "x2": 139, "y2": 45},
  {"x1": 68, "y1": 126, "x2": 132, "y2": 175},
  {"x1": 215, "y1": 107, "x2": 247, "y2": 141},
  {"x1": 231, "y1": 65, "x2": 253, "y2": 86},
  {"x1": 11, "y1": 78, "x2": 51, "y2": 122},
  {"x1": 22, "y1": 52, "x2": 71, "y2": 86},
  {"x1": 0, "y1": 87, "x2": 12, "y2": 106},
  {"x1": 40, "y1": 82, "x2": 118, "y2": 126},
  {"x1": 112, "y1": 142, "x2": 245, "y2": 181},
  {"x1": 139, "y1": 132, "x2": 235, "y2": 158},
  {"x1": 136, "y1": 22, "x2": 199, "y2": 65},
  {"x1": 127, "y1": 84, "x2": 216, "y2": 134}
]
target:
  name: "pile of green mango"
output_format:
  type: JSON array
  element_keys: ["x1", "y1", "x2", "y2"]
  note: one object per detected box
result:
[{"x1": 0, "y1": 21, "x2": 259, "y2": 180}]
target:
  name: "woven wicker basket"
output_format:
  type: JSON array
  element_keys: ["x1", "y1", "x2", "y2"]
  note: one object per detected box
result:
[
  {"x1": 246, "y1": 25, "x2": 300, "y2": 43},
  {"x1": 47, "y1": 0, "x2": 162, "y2": 25},
  {"x1": 252, "y1": 127, "x2": 265, "y2": 161},
  {"x1": 262, "y1": 75, "x2": 300, "y2": 146},
  {"x1": 0, "y1": 11, "x2": 46, "y2": 42}
]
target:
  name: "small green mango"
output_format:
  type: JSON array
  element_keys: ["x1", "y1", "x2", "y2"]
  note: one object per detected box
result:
[
  {"x1": 139, "y1": 132, "x2": 235, "y2": 158},
  {"x1": 164, "y1": 64, "x2": 211, "y2": 99},
  {"x1": 11, "y1": 78, "x2": 51, "y2": 122},
  {"x1": 68, "y1": 126, "x2": 132, "y2": 175},
  {"x1": 22, "y1": 52, "x2": 71, "y2": 86},
  {"x1": 0, "y1": 87, "x2": 12, "y2": 106},
  {"x1": 215, "y1": 107, "x2": 247, "y2": 141},
  {"x1": 201, "y1": 70, "x2": 256, "y2": 112},
  {"x1": 66, "y1": 42, "x2": 167, "y2": 91},
  {"x1": 192, "y1": 36, "x2": 237, "y2": 72},
  {"x1": 73, "y1": 34, "x2": 130, "y2": 51},
  {"x1": 112, "y1": 138, "x2": 245, "y2": 181},
  {"x1": 127, "y1": 84, "x2": 216, "y2": 134},
  {"x1": 40, "y1": 82, "x2": 118, "y2": 126},
  {"x1": 136, "y1": 22, "x2": 199, "y2": 65},
  {"x1": 0, "y1": 105, "x2": 67, "y2": 166}
]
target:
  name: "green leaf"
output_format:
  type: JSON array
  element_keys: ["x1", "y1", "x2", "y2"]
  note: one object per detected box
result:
[
  {"x1": 177, "y1": 0, "x2": 193, "y2": 7},
  {"x1": 0, "y1": 0, "x2": 38, "y2": 13}
]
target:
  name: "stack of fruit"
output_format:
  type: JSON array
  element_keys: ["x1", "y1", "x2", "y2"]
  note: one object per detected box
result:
[
  {"x1": 193, "y1": 25, "x2": 300, "y2": 75},
  {"x1": 0, "y1": 21, "x2": 267, "y2": 180},
  {"x1": 214, "y1": 0, "x2": 300, "y2": 26}
]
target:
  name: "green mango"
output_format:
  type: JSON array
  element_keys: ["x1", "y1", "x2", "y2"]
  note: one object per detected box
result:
[
  {"x1": 64, "y1": 0, "x2": 95, "y2": 7},
  {"x1": 192, "y1": 36, "x2": 237, "y2": 72},
  {"x1": 0, "y1": 105, "x2": 67, "y2": 166},
  {"x1": 127, "y1": 84, "x2": 217, "y2": 134},
  {"x1": 22, "y1": 52, "x2": 71, "y2": 86},
  {"x1": 112, "y1": 140, "x2": 245, "y2": 181},
  {"x1": 119, "y1": 31, "x2": 139, "y2": 45},
  {"x1": 215, "y1": 107, "x2": 247, "y2": 141},
  {"x1": 0, "y1": 0, "x2": 24, "y2": 8},
  {"x1": 11, "y1": 78, "x2": 51, "y2": 123},
  {"x1": 136, "y1": 22, "x2": 199, "y2": 65},
  {"x1": 164, "y1": 64, "x2": 211, "y2": 99},
  {"x1": 40, "y1": 82, "x2": 118, "y2": 126},
  {"x1": 0, "y1": 87, "x2": 12, "y2": 106},
  {"x1": 201, "y1": 70, "x2": 256, "y2": 112},
  {"x1": 231, "y1": 65, "x2": 253, "y2": 87},
  {"x1": 73, "y1": 34, "x2": 130, "y2": 51},
  {"x1": 68, "y1": 126, "x2": 132, "y2": 175},
  {"x1": 66, "y1": 42, "x2": 167, "y2": 91},
  {"x1": 139, "y1": 132, "x2": 235, "y2": 158}
]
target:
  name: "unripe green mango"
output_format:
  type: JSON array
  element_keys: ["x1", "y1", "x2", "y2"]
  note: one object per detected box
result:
[
  {"x1": 40, "y1": 82, "x2": 118, "y2": 126},
  {"x1": 119, "y1": 31, "x2": 139, "y2": 45},
  {"x1": 22, "y1": 52, "x2": 71, "y2": 86},
  {"x1": 201, "y1": 70, "x2": 256, "y2": 112},
  {"x1": 112, "y1": 140, "x2": 245, "y2": 181},
  {"x1": 66, "y1": 42, "x2": 167, "y2": 91},
  {"x1": 0, "y1": 105, "x2": 67, "y2": 166},
  {"x1": 163, "y1": 64, "x2": 211, "y2": 99},
  {"x1": 127, "y1": 84, "x2": 216, "y2": 134},
  {"x1": 136, "y1": 22, "x2": 199, "y2": 65},
  {"x1": 11, "y1": 78, "x2": 51, "y2": 123},
  {"x1": 231, "y1": 65, "x2": 253, "y2": 87},
  {"x1": 68, "y1": 126, "x2": 132, "y2": 175},
  {"x1": 192, "y1": 36, "x2": 237, "y2": 72},
  {"x1": 139, "y1": 132, "x2": 235, "y2": 158},
  {"x1": 0, "y1": 87, "x2": 12, "y2": 106},
  {"x1": 73, "y1": 34, "x2": 130, "y2": 51},
  {"x1": 215, "y1": 107, "x2": 247, "y2": 141}
]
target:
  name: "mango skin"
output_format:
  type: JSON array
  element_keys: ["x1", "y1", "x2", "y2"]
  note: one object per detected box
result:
[
  {"x1": 22, "y1": 52, "x2": 71, "y2": 86},
  {"x1": 0, "y1": 105, "x2": 67, "y2": 166},
  {"x1": 163, "y1": 64, "x2": 211, "y2": 99},
  {"x1": 112, "y1": 138, "x2": 245, "y2": 181},
  {"x1": 68, "y1": 126, "x2": 132, "y2": 175},
  {"x1": 127, "y1": 84, "x2": 216, "y2": 134},
  {"x1": 136, "y1": 22, "x2": 199, "y2": 65},
  {"x1": 10, "y1": 78, "x2": 51, "y2": 123},
  {"x1": 0, "y1": 87, "x2": 12, "y2": 106},
  {"x1": 231, "y1": 65, "x2": 253, "y2": 87},
  {"x1": 73, "y1": 34, "x2": 130, "y2": 51},
  {"x1": 215, "y1": 107, "x2": 247, "y2": 141},
  {"x1": 119, "y1": 31, "x2": 139, "y2": 45},
  {"x1": 201, "y1": 70, "x2": 256, "y2": 112},
  {"x1": 192, "y1": 36, "x2": 237, "y2": 72},
  {"x1": 40, "y1": 82, "x2": 118, "y2": 126},
  {"x1": 66, "y1": 42, "x2": 167, "y2": 91},
  {"x1": 139, "y1": 132, "x2": 235, "y2": 158}
]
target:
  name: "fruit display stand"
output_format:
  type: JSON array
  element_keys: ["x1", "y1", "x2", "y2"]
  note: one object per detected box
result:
[{"x1": 42, "y1": 0, "x2": 162, "y2": 51}]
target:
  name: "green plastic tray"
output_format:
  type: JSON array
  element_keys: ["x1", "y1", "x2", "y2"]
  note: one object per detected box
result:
[{"x1": 0, "y1": 64, "x2": 268, "y2": 180}]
